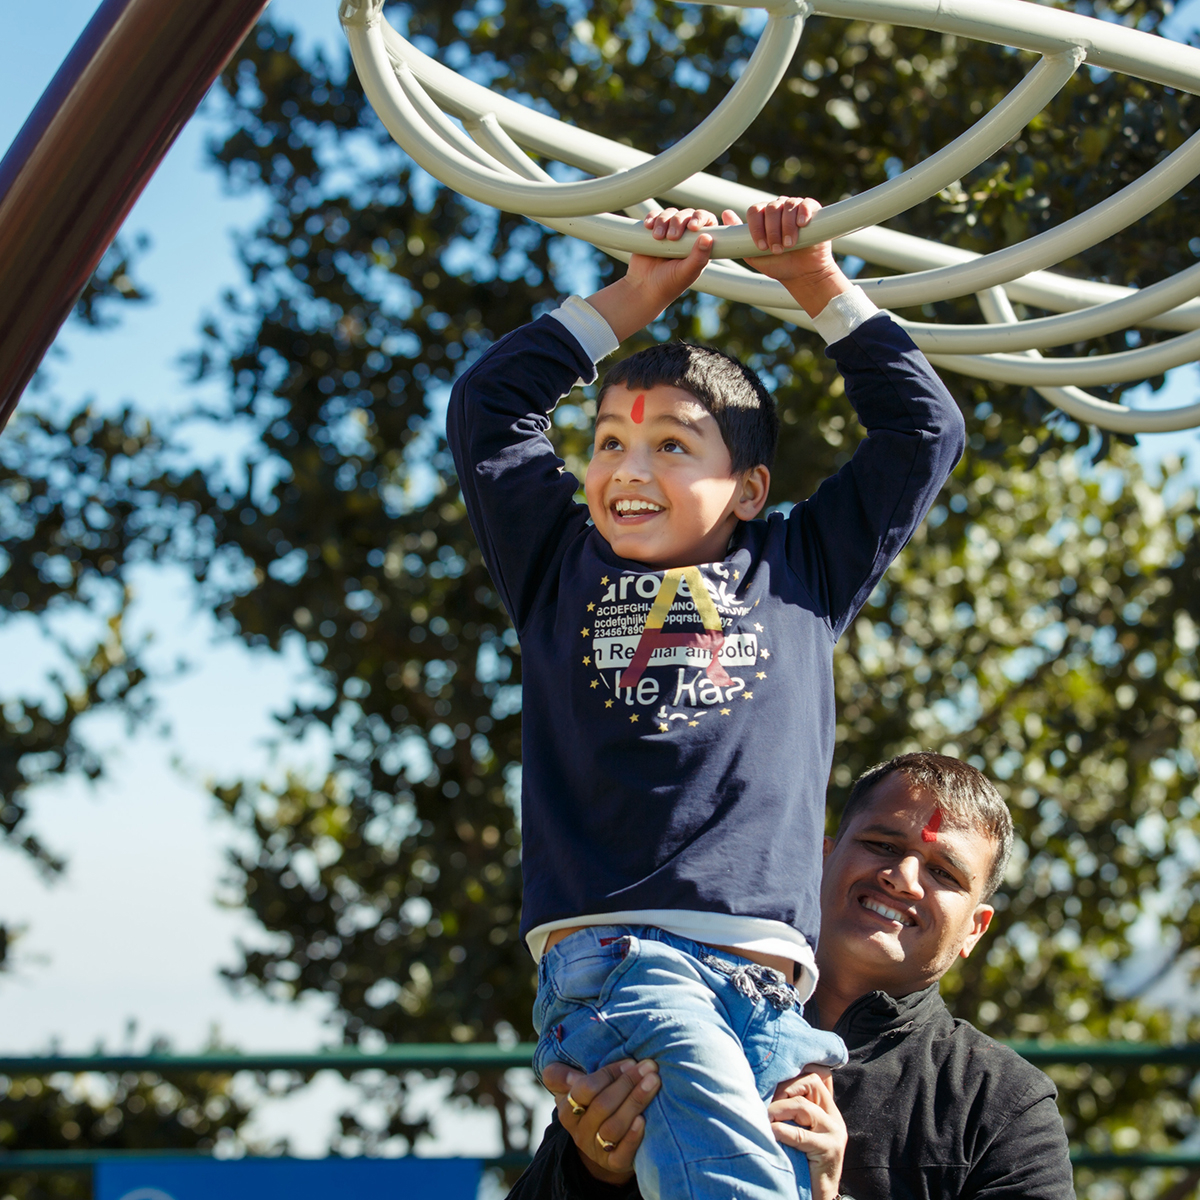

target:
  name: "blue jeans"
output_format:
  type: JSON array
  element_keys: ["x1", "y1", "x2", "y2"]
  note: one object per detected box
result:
[{"x1": 532, "y1": 926, "x2": 848, "y2": 1200}]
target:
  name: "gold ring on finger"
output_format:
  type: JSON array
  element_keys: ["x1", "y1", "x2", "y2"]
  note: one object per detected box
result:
[
  {"x1": 595, "y1": 1133, "x2": 617, "y2": 1153},
  {"x1": 566, "y1": 1092, "x2": 586, "y2": 1117}
]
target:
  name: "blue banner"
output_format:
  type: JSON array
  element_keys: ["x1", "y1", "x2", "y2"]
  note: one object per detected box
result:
[{"x1": 95, "y1": 1156, "x2": 482, "y2": 1199}]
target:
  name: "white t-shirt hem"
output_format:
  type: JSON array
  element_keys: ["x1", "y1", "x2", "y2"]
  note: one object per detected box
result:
[{"x1": 527, "y1": 909, "x2": 818, "y2": 1001}]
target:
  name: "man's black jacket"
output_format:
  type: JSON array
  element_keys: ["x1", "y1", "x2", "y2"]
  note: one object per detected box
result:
[{"x1": 506, "y1": 984, "x2": 1074, "y2": 1200}]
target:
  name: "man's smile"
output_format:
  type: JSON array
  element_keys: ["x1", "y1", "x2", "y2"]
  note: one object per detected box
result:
[{"x1": 860, "y1": 894, "x2": 917, "y2": 927}]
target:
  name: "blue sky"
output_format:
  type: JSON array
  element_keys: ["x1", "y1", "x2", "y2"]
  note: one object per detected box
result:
[{"x1": 1, "y1": 0, "x2": 1199, "y2": 1159}]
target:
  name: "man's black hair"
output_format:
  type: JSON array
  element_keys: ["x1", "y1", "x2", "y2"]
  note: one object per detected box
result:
[{"x1": 598, "y1": 342, "x2": 779, "y2": 474}]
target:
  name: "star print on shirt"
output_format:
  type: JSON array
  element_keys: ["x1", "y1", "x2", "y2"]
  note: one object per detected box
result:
[
  {"x1": 732, "y1": 570, "x2": 740, "y2": 580},
  {"x1": 756, "y1": 671, "x2": 766, "y2": 680},
  {"x1": 720, "y1": 707, "x2": 731, "y2": 715},
  {"x1": 630, "y1": 714, "x2": 638, "y2": 723},
  {"x1": 590, "y1": 679, "x2": 599, "y2": 689},
  {"x1": 600, "y1": 576, "x2": 609, "y2": 585},
  {"x1": 658, "y1": 723, "x2": 669, "y2": 732},
  {"x1": 605, "y1": 699, "x2": 614, "y2": 708},
  {"x1": 587, "y1": 602, "x2": 595, "y2": 612},
  {"x1": 760, "y1": 649, "x2": 771, "y2": 658},
  {"x1": 582, "y1": 656, "x2": 591, "y2": 665},
  {"x1": 688, "y1": 720, "x2": 699, "y2": 727},
  {"x1": 581, "y1": 628, "x2": 589, "y2": 637},
  {"x1": 743, "y1": 691, "x2": 753, "y2": 699},
  {"x1": 754, "y1": 623, "x2": 764, "y2": 632}
]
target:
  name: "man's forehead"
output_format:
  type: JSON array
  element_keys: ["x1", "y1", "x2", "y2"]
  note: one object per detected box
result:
[{"x1": 848, "y1": 778, "x2": 994, "y2": 870}]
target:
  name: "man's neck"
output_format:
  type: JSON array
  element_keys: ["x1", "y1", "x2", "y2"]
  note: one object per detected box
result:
[
  {"x1": 810, "y1": 976, "x2": 865, "y2": 1032},
  {"x1": 813, "y1": 964, "x2": 937, "y2": 1031}
]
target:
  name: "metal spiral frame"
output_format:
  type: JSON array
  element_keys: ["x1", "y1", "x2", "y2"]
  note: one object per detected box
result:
[{"x1": 339, "y1": 0, "x2": 1200, "y2": 433}]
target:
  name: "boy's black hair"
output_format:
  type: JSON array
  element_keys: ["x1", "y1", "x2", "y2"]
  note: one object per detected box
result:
[{"x1": 598, "y1": 342, "x2": 779, "y2": 474}]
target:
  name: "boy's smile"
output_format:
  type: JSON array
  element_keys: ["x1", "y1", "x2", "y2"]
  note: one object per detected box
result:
[{"x1": 584, "y1": 383, "x2": 769, "y2": 569}]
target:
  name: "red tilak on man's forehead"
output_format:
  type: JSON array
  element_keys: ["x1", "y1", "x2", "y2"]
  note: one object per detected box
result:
[
  {"x1": 921, "y1": 808, "x2": 943, "y2": 843},
  {"x1": 631, "y1": 393, "x2": 645, "y2": 424}
]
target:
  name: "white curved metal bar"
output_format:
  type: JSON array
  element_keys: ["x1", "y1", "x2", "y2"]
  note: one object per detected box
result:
[
  {"x1": 812, "y1": 0, "x2": 1200, "y2": 97},
  {"x1": 927, "y1": 326, "x2": 1200, "y2": 385},
  {"x1": 464, "y1": 116, "x2": 660, "y2": 255},
  {"x1": 393, "y1": 65, "x2": 515, "y2": 173},
  {"x1": 966, "y1": 287, "x2": 1200, "y2": 433},
  {"x1": 467, "y1": 114, "x2": 553, "y2": 183},
  {"x1": 395, "y1": 65, "x2": 744, "y2": 258},
  {"x1": 833, "y1": 225, "x2": 1200, "y2": 331},
  {"x1": 342, "y1": 0, "x2": 806, "y2": 223},
  {"x1": 340, "y1": 0, "x2": 1200, "y2": 423},
  {"x1": 883, "y1": 261, "x2": 1200, "y2": 353},
  {"x1": 780, "y1": 48, "x2": 1085, "y2": 245},
  {"x1": 370, "y1": 13, "x2": 1200, "y2": 335},
  {"x1": 404, "y1": 44, "x2": 1083, "y2": 262},
  {"x1": 849, "y1": 129, "x2": 1200, "y2": 305}
]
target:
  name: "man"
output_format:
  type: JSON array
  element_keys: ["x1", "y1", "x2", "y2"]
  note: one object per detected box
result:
[{"x1": 506, "y1": 752, "x2": 1075, "y2": 1200}]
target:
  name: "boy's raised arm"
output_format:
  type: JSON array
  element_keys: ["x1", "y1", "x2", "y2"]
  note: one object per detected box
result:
[
  {"x1": 446, "y1": 212, "x2": 717, "y2": 634},
  {"x1": 735, "y1": 196, "x2": 966, "y2": 639}
]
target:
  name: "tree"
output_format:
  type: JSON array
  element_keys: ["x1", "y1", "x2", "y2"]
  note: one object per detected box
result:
[
  {"x1": 5, "y1": 0, "x2": 1200, "y2": 1178},
  {"x1": 0, "y1": 238, "x2": 162, "y2": 972},
  {"x1": 174, "y1": 0, "x2": 1200, "y2": 1170},
  {"x1": 0, "y1": 245, "x2": 265, "y2": 1198}
]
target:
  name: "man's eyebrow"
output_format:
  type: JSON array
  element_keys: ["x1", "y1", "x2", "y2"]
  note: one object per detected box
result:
[
  {"x1": 856, "y1": 822, "x2": 975, "y2": 883},
  {"x1": 857, "y1": 822, "x2": 909, "y2": 840}
]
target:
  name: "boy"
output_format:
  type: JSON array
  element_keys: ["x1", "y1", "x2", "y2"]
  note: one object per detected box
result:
[{"x1": 446, "y1": 197, "x2": 965, "y2": 1200}]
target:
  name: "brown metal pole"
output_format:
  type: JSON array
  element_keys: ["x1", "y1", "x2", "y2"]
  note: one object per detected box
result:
[{"x1": 0, "y1": 0, "x2": 271, "y2": 432}]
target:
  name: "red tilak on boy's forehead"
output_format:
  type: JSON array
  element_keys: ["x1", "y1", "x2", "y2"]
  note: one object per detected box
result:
[
  {"x1": 921, "y1": 808, "x2": 943, "y2": 843},
  {"x1": 631, "y1": 393, "x2": 645, "y2": 423}
]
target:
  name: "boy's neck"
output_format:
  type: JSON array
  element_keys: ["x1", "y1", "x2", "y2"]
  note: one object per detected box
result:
[{"x1": 615, "y1": 525, "x2": 742, "y2": 571}]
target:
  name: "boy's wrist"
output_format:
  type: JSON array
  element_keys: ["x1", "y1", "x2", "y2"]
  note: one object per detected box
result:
[
  {"x1": 583, "y1": 276, "x2": 672, "y2": 345},
  {"x1": 810, "y1": 285, "x2": 880, "y2": 346},
  {"x1": 782, "y1": 264, "x2": 855, "y2": 319}
]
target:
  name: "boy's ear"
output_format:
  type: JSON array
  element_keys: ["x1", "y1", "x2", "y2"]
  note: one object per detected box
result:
[{"x1": 734, "y1": 465, "x2": 770, "y2": 520}]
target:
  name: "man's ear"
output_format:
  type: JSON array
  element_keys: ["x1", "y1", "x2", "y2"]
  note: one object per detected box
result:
[
  {"x1": 823, "y1": 835, "x2": 834, "y2": 859},
  {"x1": 735, "y1": 465, "x2": 770, "y2": 520},
  {"x1": 958, "y1": 904, "x2": 995, "y2": 959}
]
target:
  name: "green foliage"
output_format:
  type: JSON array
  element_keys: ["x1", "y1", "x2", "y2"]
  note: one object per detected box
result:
[
  {"x1": 0, "y1": 1067, "x2": 253, "y2": 1200},
  {"x1": 178, "y1": 0, "x2": 1200, "y2": 1162},
  {"x1": 0, "y1": 407, "x2": 168, "y2": 964},
  {"x1": 72, "y1": 236, "x2": 152, "y2": 330}
]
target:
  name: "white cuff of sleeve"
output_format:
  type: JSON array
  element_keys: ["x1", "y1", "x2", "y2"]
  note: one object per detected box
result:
[
  {"x1": 811, "y1": 285, "x2": 880, "y2": 346},
  {"x1": 548, "y1": 295, "x2": 621, "y2": 365}
]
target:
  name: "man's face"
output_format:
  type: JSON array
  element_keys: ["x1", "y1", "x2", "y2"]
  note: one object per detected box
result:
[
  {"x1": 819, "y1": 772, "x2": 997, "y2": 997},
  {"x1": 584, "y1": 384, "x2": 767, "y2": 569}
]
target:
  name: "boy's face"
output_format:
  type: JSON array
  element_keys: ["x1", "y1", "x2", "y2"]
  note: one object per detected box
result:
[{"x1": 584, "y1": 384, "x2": 768, "y2": 568}]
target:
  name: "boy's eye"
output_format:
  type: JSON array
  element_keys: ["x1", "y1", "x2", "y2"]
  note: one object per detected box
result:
[
  {"x1": 600, "y1": 437, "x2": 622, "y2": 451},
  {"x1": 660, "y1": 439, "x2": 684, "y2": 453}
]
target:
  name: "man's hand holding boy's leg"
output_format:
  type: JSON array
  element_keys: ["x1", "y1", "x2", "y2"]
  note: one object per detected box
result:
[
  {"x1": 542, "y1": 1058, "x2": 660, "y2": 1185},
  {"x1": 724, "y1": 196, "x2": 855, "y2": 319},
  {"x1": 768, "y1": 1070, "x2": 847, "y2": 1200},
  {"x1": 584, "y1": 208, "x2": 718, "y2": 343}
]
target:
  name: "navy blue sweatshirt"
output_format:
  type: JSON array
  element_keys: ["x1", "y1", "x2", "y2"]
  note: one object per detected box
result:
[{"x1": 447, "y1": 311, "x2": 964, "y2": 967}]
